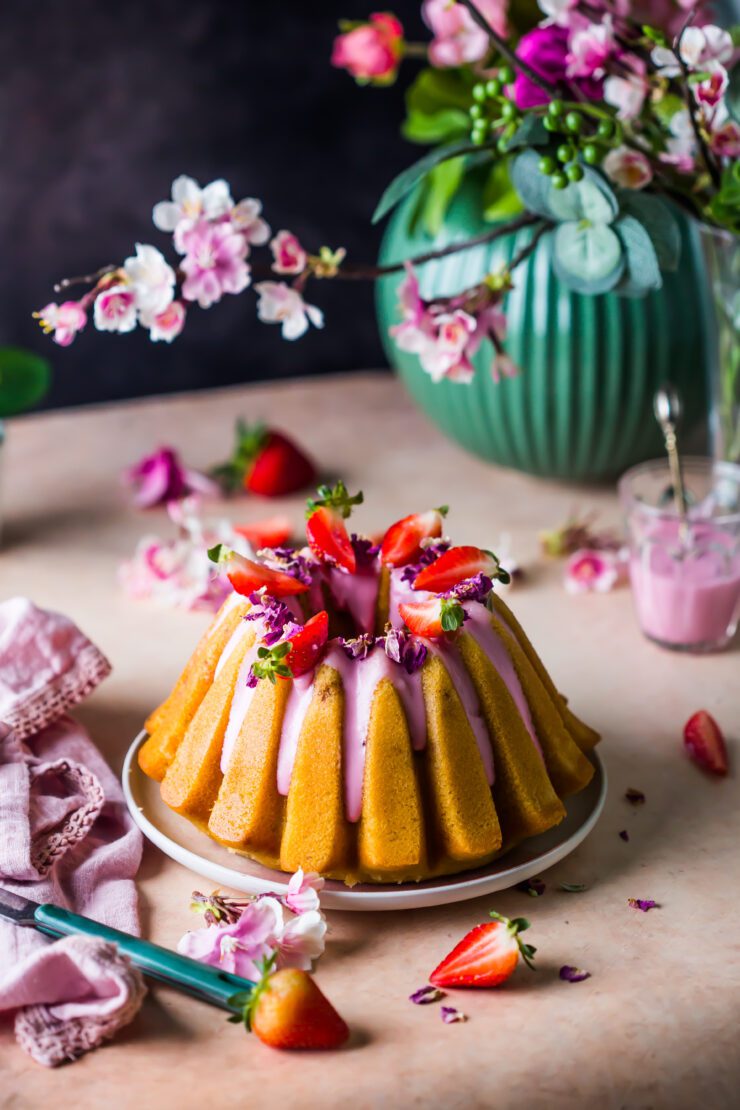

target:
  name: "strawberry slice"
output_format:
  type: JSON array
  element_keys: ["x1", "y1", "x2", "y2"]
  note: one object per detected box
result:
[
  {"x1": 208, "y1": 545, "x2": 308, "y2": 598},
  {"x1": 234, "y1": 515, "x2": 293, "y2": 550},
  {"x1": 413, "y1": 545, "x2": 509, "y2": 592},
  {"x1": 286, "y1": 611, "x2": 329, "y2": 677},
  {"x1": 399, "y1": 596, "x2": 466, "y2": 637},
  {"x1": 683, "y1": 710, "x2": 728, "y2": 775},
  {"x1": 380, "y1": 506, "x2": 448, "y2": 567},
  {"x1": 429, "y1": 913, "x2": 536, "y2": 989},
  {"x1": 305, "y1": 481, "x2": 363, "y2": 574}
]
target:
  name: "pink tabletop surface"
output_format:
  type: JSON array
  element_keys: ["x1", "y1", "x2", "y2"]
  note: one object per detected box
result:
[{"x1": 1, "y1": 372, "x2": 738, "y2": 1109}]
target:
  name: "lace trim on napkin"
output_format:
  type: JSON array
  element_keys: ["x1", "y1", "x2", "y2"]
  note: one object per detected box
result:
[{"x1": 4, "y1": 644, "x2": 111, "y2": 742}]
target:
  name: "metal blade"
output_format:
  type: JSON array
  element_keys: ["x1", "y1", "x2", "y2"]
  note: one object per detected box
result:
[{"x1": 0, "y1": 887, "x2": 40, "y2": 926}]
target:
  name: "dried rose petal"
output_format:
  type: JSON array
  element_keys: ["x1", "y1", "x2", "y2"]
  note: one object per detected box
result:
[
  {"x1": 619, "y1": 829, "x2": 630, "y2": 842},
  {"x1": 628, "y1": 898, "x2": 659, "y2": 912},
  {"x1": 440, "y1": 1005, "x2": 467, "y2": 1024},
  {"x1": 517, "y1": 877, "x2": 546, "y2": 897},
  {"x1": 559, "y1": 965, "x2": 591, "y2": 983},
  {"x1": 409, "y1": 985, "x2": 445, "y2": 1005},
  {"x1": 625, "y1": 788, "x2": 646, "y2": 805}
]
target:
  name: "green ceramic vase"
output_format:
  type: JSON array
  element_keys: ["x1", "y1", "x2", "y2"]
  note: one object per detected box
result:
[{"x1": 376, "y1": 173, "x2": 711, "y2": 481}]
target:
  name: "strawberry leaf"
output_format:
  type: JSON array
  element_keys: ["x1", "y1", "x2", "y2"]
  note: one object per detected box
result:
[{"x1": 306, "y1": 480, "x2": 364, "y2": 520}]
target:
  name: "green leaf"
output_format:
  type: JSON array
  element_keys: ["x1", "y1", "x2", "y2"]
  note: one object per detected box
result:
[
  {"x1": 482, "y1": 160, "x2": 525, "y2": 222},
  {"x1": 0, "y1": 347, "x2": 51, "y2": 418},
  {"x1": 553, "y1": 222, "x2": 624, "y2": 294},
  {"x1": 506, "y1": 115, "x2": 550, "y2": 151},
  {"x1": 727, "y1": 65, "x2": 740, "y2": 126},
  {"x1": 559, "y1": 882, "x2": 588, "y2": 892},
  {"x1": 418, "y1": 155, "x2": 467, "y2": 235},
  {"x1": 373, "y1": 140, "x2": 480, "y2": 224},
  {"x1": 614, "y1": 214, "x2": 662, "y2": 296},
  {"x1": 405, "y1": 66, "x2": 475, "y2": 116},
  {"x1": 547, "y1": 169, "x2": 618, "y2": 224},
  {"x1": 510, "y1": 149, "x2": 558, "y2": 220},
  {"x1": 618, "y1": 193, "x2": 681, "y2": 272},
  {"x1": 402, "y1": 108, "x2": 469, "y2": 145}
]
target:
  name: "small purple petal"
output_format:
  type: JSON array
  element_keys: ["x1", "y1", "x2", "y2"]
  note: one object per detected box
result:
[
  {"x1": 440, "y1": 1005, "x2": 467, "y2": 1024},
  {"x1": 382, "y1": 627, "x2": 428, "y2": 674},
  {"x1": 619, "y1": 829, "x2": 630, "y2": 842},
  {"x1": 400, "y1": 540, "x2": 451, "y2": 584},
  {"x1": 559, "y1": 965, "x2": 591, "y2": 983},
  {"x1": 350, "y1": 534, "x2": 380, "y2": 568},
  {"x1": 518, "y1": 877, "x2": 546, "y2": 897},
  {"x1": 245, "y1": 593, "x2": 302, "y2": 645},
  {"x1": 409, "y1": 985, "x2": 445, "y2": 1005},
  {"x1": 245, "y1": 669, "x2": 259, "y2": 689},
  {"x1": 625, "y1": 788, "x2": 646, "y2": 805},
  {"x1": 628, "y1": 898, "x2": 659, "y2": 912},
  {"x1": 260, "y1": 546, "x2": 315, "y2": 586},
  {"x1": 339, "y1": 633, "x2": 377, "y2": 661},
  {"x1": 445, "y1": 574, "x2": 494, "y2": 604}
]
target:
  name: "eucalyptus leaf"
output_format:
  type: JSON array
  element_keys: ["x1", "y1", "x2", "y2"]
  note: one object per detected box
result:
[
  {"x1": 547, "y1": 168, "x2": 618, "y2": 224},
  {"x1": 506, "y1": 115, "x2": 550, "y2": 150},
  {"x1": 0, "y1": 347, "x2": 51, "y2": 418},
  {"x1": 373, "y1": 139, "x2": 480, "y2": 224},
  {"x1": 618, "y1": 193, "x2": 681, "y2": 272},
  {"x1": 483, "y1": 160, "x2": 525, "y2": 222},
  {"x1": 614, "y1": 214, "x2": 662, "y2": 295},
  {"x1": 402, "y1": 108, "x2": 469, "y2": 145},
  {"x1": 553, "y1": 223, "x2": 625, "y2": 294},
  {"x1": 510, "y1": 149, "x2": 558, "y2": 220}
]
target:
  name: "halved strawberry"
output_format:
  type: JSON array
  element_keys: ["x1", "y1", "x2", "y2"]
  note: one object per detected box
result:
[
  {"x1": 286, "y1": 611, "x2": 329, "y2": 677},
  {"x1": 429, "y1": 912, "x2": 536, "y2": 989},
  {"x1": 305, "y1": 481, "x2": 363, "y2": 573},
  {"x1": 413, "y1": 545, "x2": 509, "y2": 592},
  {"x1": 208, "y1": 544, "x2": 308, "y2": 598},
  {"x1": 230, "y1": 965, "x2": 349, "y2": 1051},
  {"x1": 234, "y1": 515, "x2": 293, "y2": 550},
  {"x1": 683, "y1": 710, "x2": 728, "y2": 776},
  {"x1": 399, "y1": 596, "x2": 466, "y2": 637},
  {"x1": 380, "y1": 506, "x2": 448, "y2": 567}
]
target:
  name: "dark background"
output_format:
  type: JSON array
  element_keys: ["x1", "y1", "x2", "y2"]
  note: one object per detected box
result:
[{"x1": 4, "y1": 0, "x2": 428, "y2": 409}]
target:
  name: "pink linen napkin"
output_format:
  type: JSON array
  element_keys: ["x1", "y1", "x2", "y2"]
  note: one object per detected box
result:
[{"x1": 0, "y1": 599, "x2": 145, "y2": 1067}]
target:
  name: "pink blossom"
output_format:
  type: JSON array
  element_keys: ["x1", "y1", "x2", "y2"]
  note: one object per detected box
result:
[
  {"x1": 180, "y1": 219, "x2": 250, "y2": 309},
  {"x1": 603, "y1": 147, "x2": 653, "y2": 190},
  {"x1": 93, "y1": 284, "x2": 137, "y2": 333},
  {"x1": 660, "y1": 110, "x2": 696, "y2": 172},
  {"x1": 331, "y1": 12, "x2": 404, "y2": 84},
  {"x1": 566, "y1": 16, "x2": 616, "y2": 80},
  {"x1": 254, "y1": 281, "x2": 324, "y2": 339},
  {"x1": 153, "y1": 175, "x2": 233, "y2": 234},
  {"x1": 123, "y1": 446, "x2": 218, "y2": 508},
  {"x1": 651, "y1": 25, "x2": 733, "y2": 77},
  {"x1": 178, "y1": 898, "x2": 283, "y2": 980},
  {"x1": 491, "y1": 352, "x2": 519, "y2": 383},
  {"x1": 537, "y1": 0, "x2": 578, "y2": 26},
  {"x1": 603, "y1": 65, "x2": 648, "y2": 120},
  {"x1": 33, "y1": 300, "x2": 87, "y2": 347},
  {"x1": 123, "y1": 243, "x2": 175, "y2": 316},
  {"x1": 230, "y1": 198, "x2": 271, "y2": 246},
  {"x1": 694, "y1": 63, "x2": 728, "y2": 108},
  {"x1": 709, "y1": 117, "x2": 740, "y2": 159},
  {"x1": 276, "y1": 911, "x2": 327, "y2": 970},
  {"x1": 142, "y1": 300, "x2": 186, "y2": 343},
  {"x1": 564, "y1": 548, "x2": 624, "y2": 594},
  {"x1": 284, "y1": 868, "x2": 325, "y2": 915},
  {"x1": 270, "y1": 230, "x2": 308, "y2": 275},
  {"x1": 423, "y1": 0, "x2": 507, "y2": 68}
]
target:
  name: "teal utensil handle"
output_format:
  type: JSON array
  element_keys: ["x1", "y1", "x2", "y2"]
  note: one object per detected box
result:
[{"x1": 34, "y1": 903, "x2": 254, "y2": 1012}]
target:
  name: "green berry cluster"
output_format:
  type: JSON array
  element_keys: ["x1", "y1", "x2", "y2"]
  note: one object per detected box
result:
[
  {"x1": 468, "y1": 67, "x2": 521, "y2": 152},
  {"x1": 537, "y1": 100, "x2": 622, "y2": 189}
]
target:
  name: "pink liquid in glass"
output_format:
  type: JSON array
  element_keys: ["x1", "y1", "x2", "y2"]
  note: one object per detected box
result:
[{"x1": 629, "y1": 520, "x2": 740, "y2": 649}]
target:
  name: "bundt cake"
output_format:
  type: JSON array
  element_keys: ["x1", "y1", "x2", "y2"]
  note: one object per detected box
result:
[{"x1": 139, "y1": 483, "x2": 600, "y2": 884}]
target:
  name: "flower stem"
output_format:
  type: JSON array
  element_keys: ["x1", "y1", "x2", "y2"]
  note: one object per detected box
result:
[
  {"x1": 674, "y1": 11, "x2": 721, "y2": 189},
  {"x1": 54, "y1": 263, "x2": 117, "y2": 294},
  {"x1": 457, "y1": 0, "x2": 558, "y2": 98}
]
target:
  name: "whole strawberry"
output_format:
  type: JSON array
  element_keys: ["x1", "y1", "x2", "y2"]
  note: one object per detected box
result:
[
  {"x1": 214, "y1": 420, "x2": 317, "y2": 497},
  {"x1": 229, "y1": 963, "x2": 349, "y2": 1051}
]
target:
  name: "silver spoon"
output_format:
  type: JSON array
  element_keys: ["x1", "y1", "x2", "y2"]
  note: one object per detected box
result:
[{"x1": 653, "y1": 385, "x2": 690, "y2": 544}]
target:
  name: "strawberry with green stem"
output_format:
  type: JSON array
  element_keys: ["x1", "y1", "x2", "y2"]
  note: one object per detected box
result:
[
  {"x1": 399, "y1": 596, "x2": 466, "y2": 637},
  {"x1": 228, "y1": 956, "x2": 349, "y2": 1051},
  {"x1": 430, "y1": 911, "x2": 537, "y2": 988},
  {"x1": 250, "y1": 611, "x2": 330, "y2": 683},
  {"x1": 213, "y1": 420, "x2": 317, "y2": 497},
  {"x1": 305, "y1": 480, "x2": 363, "y2": 574},
  {"x1": 380, "y1": 506, "x2": 448, "y2": 567},
  {"x1": 413, "y1": 545, "x2": 510, "y2": 592},
  {"x1": 208, "y1": 544, "x2": 308, "y2": 598}
]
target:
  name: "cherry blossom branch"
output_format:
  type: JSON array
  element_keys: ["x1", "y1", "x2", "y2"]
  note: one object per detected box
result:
[
  {"x1": 674, "y1": 11, "x2": 721, "y2": 188},
  {"x1": 457, "y1": 0, "x2": 558, "y2": 98},
  {"x1": 54, "y1": 263, "x2": 117, "y2": 293}
]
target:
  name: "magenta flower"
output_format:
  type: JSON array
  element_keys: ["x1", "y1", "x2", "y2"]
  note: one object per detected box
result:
[
  {"x1": 123, "y1": 446, "x2": 218, "y2": 508},
  {"x1": 180, "y1": 219, "x2": 250, "y2": 308},
  {"x1": 93, "y1": 284, "x2": 137, "y2": 333},
  {"x1": 33, "y1": 300, "x2": 87, "y2": 347},
  {"x1": 514, "y1": 25, "x2": 602, "y2": 109},
  {"x1": 331, "y1": 13, "x2": 404, "y2": 84},
  {"x1": 270, "y1": 230, "x2": 307, "y2": 275},
  {"x1": 564, "y1": 548, "x2": 623, "y2": 594}
]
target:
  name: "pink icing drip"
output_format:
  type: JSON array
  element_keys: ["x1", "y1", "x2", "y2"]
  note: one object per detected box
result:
[
  {"x1": 465, "y1": 603, "x2": 542, "y2": 758},
  {"x1": 276, "y1": 673, "x2": 316, "y2": 795},
  {"x1": 220, "y1": 633, "x2": 261, "y2": 772},
  {"x1": 388, "y1": 566, "x2": 431, "y2": 629}
]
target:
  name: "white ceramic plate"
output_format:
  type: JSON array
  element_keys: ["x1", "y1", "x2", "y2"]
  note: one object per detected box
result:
[{"x1": 123, "y1": 732, "x2": 607, "y2": 911}]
